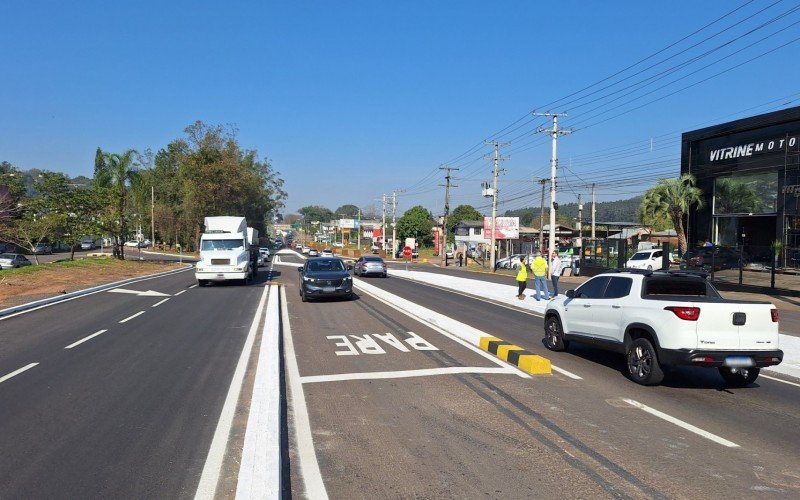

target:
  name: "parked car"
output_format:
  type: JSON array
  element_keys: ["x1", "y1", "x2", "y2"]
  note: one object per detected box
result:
[
  {"x1": 681, "y1": 247, "x2": 744, "y2": 272},
  {"x1": 297, "y1": 257, "x2": 353, "y2": 301},
  {"x1": 80, "y1": 236, "x2": 101, "y2": 250},
  {"x1": 0, "y1": 253, "x2": 33, "y2": 269},
  {"x1": 301, "y1": 245, "x2": 310, "y2": 254},
  {"x1": 625, "y1": 249, "x2": 666, "y2": 270},
  {"x1": 320, "y1": 249, "x2": 334, "y2": 257},
  {"x1": 543, "y1": 269, "x2": 782, "y2": 386},
  {"x1": 33, "y1": 243, "x2": 52, "y2": 255},
  {"x1": 354, "y1": 255, "x2": 387, "y2": 277}
]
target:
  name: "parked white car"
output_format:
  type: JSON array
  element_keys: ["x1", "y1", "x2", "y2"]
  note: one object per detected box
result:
[{"x1": 625, "y1": 249, "x2": 666, "y2": 270}]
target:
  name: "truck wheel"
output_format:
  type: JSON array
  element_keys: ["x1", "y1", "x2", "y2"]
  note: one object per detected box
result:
[
  {"x1": 544, "y1": 316, "x2": 569, "y2": 351},
  {"x1": 626, "y1": 338, "x2": 664, "y2": 385},
  {"x1": 198, "y1": 280, "x2": 208, "y2": 287},
  {"x1": 718, "y1": 367, "x2": 759, "y2": 387}
]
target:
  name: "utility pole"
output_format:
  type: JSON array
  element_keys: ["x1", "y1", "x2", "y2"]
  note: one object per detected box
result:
[
  {"x1": 151, "y1": 185, "x2": 155, "y2": 246},
  {"x1": 381, "y1": 194, "x2": 387, "y2": 255},
  {"x1": 592, "y1": 183, "x2": 597, "y2": 241},
  {"x1": 392, "y1": 190, "x2": 398, "y2": 259},
  {"x1": 577, "y1": 194, "x2": 583, "y2": 253},
  {"x1": 439, "y1": 166, "x2": 458, "y2": 266},
  {"x1": 484, "y1": 141, "x2": 509, "y2": 271},
  {"x1": 357, "y1": 208, "x2": 361, "y2": 252},
  {"x1": 535, "y1": 112, "x2": 572, "y2": 263},
  {"x1": 538, "y1": 178, "x2": 546, "y2": 251}
]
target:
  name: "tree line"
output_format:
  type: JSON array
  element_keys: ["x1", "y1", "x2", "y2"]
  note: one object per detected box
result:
[{"x1": 0, "y1": 121, "x2": 286, "y2": 260}]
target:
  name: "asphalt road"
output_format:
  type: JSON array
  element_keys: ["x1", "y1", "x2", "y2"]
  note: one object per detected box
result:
[
  {"x1": 3, "y1": 248, "x2": 798, "y2": 497},
  {"x1": 0, "y1": 265, "x2": 266, "y2": 497},
  {"x1": 275, "y1": 250, "x2": 800, "y2": 497}
]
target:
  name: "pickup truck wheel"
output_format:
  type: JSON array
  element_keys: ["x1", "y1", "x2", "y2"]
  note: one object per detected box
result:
[
  {"x1": 626, "y1": 338, "x2": 664, "y2": 385},
  {"x1": 198, "y1": 280, "x2": 208, "y2": 287},
  {"x1": 718, "y1": 367, "x2": 759, "y2": 387},
  {"x1": 544, "y1": 316, "x2": 569, "y2": 351}
]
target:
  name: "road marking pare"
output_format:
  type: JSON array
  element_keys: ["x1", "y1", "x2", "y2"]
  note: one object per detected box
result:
[{"x1": 326, "y1": 331, "x2": 438, "y2": 355}]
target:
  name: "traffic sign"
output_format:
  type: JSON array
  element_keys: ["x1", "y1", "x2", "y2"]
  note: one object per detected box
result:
[{"x1": 402, "y1": 246, "x2": 412, "y2": 257}]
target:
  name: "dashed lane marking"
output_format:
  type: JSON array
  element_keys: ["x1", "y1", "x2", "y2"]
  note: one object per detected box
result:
[
  {"x1": 188, "y1": 284, "x2": 198, "y2": 289},
  {"x1": 760, "y1": 373, "x2": 800, "y2": 388},
  {"x1": 151, "y1": 298, "x2": 170, "y2": 308},
  {"x1": 119, "y1": 311, "x2": 145, "y2": 323},
  {"x1": 300, "y1": 366, "x2": 515, "y2": 384},
  {"x1": 65, "y1": 330, "x2": 108, "y2": 349},
  {"x1": 622, "y1": 398, "x2": 739, "y2": 448},
  {"x1": 0, "y1": 363, "x2": 39, "y2": 385},
  {"x1": 175, "y1": 290, "x2": 187, "y2": 296}
]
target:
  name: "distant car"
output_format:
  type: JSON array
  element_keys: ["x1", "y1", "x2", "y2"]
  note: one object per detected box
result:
[
  {"x1": 301, "y1": 245, "x2": 310, "y2": 254},
  {"x1": 33, "y1": 243, "x2": 52, "y2": 255},
  {"x1": 258, "y1": 247, "x2": 270, "y2": 264},
  {"x1": 308, "y1": 248, "x2": 319, "y2": 257},
  {"x1": 124, "y1": 240, "x2": 140, "y2": 247},
  {"x1": 681, "y1": 247, "x2": 744, "y2": 272},
  {"x1": 371, "y1": 244, "x2": 380, "y2": 254},
  {"x1": 625, "y1": 249, "x2": 666, "y2": 271},
  {"x1": 80, "y1": 237, "x2": 100, "y2": 250},
  {"x1": 297, "y1": 257, "x2": 353, "y2": 301},
  {"x1": 445, "y1": 249, "x2": 454, "y2": 259},
  {"x1": 0, "y1": 253, "x2": 32, "y2": 269},
  {"x1": 320, "y1": 249, "x2": 334, "y2": 257},
  {"x1": 354, "y1": 255, "x2": 387, "y2": 277}
]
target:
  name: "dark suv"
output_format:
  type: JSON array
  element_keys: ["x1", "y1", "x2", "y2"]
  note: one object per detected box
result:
[
  {"x1": 680, "y1": 247, "x2": 744, "y2": 272},
  {"x1": 298, "y1": 257, "x2": 353, "y2": 302}
]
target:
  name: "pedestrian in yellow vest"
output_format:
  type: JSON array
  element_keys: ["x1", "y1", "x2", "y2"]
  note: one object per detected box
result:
[
  {"x1": 515, "y1": 258, "x2": 528, "y2": 300},
  {"x1": 532, "y1": 251, "x2": 550, "y2": 301}
]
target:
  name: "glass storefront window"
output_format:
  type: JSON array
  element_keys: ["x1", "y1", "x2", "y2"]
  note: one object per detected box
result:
[{"x1": 713, "y1": 172, "x2": 778, "y2": 215}]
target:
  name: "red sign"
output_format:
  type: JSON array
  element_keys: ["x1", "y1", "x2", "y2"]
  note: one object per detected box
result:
[{"x1": 402, "y1": 246, "x2": 412, "y2": 257}]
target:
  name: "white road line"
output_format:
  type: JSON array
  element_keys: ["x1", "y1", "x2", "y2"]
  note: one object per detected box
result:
[
  {"x1": 175, "y1": 290, "x2": 187, "y2": 296},
  {"x1": 281, "y1": 286, "x2": 329, "y2": 499},
  {"x1": 237, "y1": 286, "x2": 282, "y2": 498},
  {"x1": 0, "y1": 267, "x2": 192, "y2": 322},
  {"x1": 151, "y1": 298, "x2": 170, "y2": 308},
  {"x1": 369, "y1": 275, "x2": 581, "y2": 379},
  {"x1": 188, "y1": 284, "x2": 198, "y2": 289},
  {"x1": 622, "y1": 398, "x2": 739, "y2": 448},
  {"x1": 551, "y1": 365, "x2": 583, "y2": 380},
  {"x1": 0, "y1": 363, "x2": 39, "y2": 384},
  {"x1": 301, "y1": 366, "x2": 517, "y2": 384},
  {"x1": 194, "y1": 284, "x2": 270, "y2": 500},
  {"x1": 119, "y1": 311, "x2": 145, "y2": 323},
  {"x1": 760, "y1": 373, "x2": 800, "y2": 388},
  {"x1": 65, "y1": 330, "x2": 108, "y2": 349},
  {"x1": 355, "y1": 280, "x2": 532, "y2": 378}
]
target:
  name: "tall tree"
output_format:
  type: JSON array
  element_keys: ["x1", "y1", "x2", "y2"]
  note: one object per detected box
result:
[
  {"x1": 298, "y1": 205, "x2": 334, "y2": 223},
  {"x1": 396, "y1": 205, "x2": 434, "y2": 245},
  {"x1": 638, "y1": 174, "x2": 703, "y2": 255},
  {"x1": 95, "y1": 149, "x2": 139, "y2": 259},
  {"x1": 335, "y1": 204, "x2": 360, "y2": 218}
]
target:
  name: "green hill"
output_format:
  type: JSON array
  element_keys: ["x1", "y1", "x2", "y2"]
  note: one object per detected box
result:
[{"x1": 504, "y1": 196, "x2": 643, "y2": 228}]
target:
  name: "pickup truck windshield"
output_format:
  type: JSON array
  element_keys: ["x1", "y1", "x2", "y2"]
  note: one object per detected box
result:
[
  {"x1": 201, "y1": 239, "x2": 244, "y2": 251},
  {"x1": 644, "y1": 277, "x2": 719, "y2": 297}
]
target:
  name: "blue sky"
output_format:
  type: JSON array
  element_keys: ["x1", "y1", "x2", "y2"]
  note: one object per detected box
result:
[{"x1": 2, "y1": 1, "x2": 799, "y2": 218}]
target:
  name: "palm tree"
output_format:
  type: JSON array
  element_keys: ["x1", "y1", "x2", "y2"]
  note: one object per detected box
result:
[
  {"x1": 95, "y1": 150, "x2": 139, "y2": 259},
  {"x1": 638, "y1": 173, "x2": 704, "y2": 255}
]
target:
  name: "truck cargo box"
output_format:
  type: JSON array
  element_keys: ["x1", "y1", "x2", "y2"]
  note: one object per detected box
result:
[{"x1": 247, "y1": 227, "x2": 259, "y2": 245}]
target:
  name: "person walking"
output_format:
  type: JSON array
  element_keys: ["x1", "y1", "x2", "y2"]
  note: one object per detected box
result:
[
  {"x1": 515, "y1": 257, "x2": 528, "y2": 300},
  {"x1": 550, "y1": 251, "x2": 563, "y2": 297},
  {"x1": 532, "y1": 251, "x2": 550, "y2": 301},
  {"x1": 457, "y1": 252, "x2": 463, "y2": 267}
]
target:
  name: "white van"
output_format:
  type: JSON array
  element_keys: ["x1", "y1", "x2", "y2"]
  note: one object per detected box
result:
[{"x1": 625, "y1": 249, "x2": 666, "y2": 270}]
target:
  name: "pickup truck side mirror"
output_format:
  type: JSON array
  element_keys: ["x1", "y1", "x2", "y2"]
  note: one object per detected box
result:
[{"x1": 566, "y1": 289, "x2": 576, "y2": 299}]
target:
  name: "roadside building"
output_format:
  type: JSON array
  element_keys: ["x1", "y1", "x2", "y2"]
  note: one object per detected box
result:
[{"x1": 682, "y1": 106, "x2": 800, "y2": 270}]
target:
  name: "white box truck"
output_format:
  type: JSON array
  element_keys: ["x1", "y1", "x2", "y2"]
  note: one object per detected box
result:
[{"x1": 195, "y1": 216, "x2": 253, "y2": 286}]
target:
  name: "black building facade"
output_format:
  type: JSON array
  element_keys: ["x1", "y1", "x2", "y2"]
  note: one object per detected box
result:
[{"x1": 682, "y1": 106, "x2": 800, "y2": 271}]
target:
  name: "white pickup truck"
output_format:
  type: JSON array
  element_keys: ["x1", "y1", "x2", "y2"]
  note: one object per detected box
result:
[{"x1": 543, "y1": 270, "x2": 783, "y2": 387}]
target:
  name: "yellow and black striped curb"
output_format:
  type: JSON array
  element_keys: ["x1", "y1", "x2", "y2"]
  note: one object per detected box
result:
[{"x1": 479, "y1": 336, "x2": 552, "y2": 375}]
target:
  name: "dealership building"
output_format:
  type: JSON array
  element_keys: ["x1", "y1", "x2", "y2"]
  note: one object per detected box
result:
[{"x1": 682, "y1": 106, "x2": 800, "y2": 274}]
